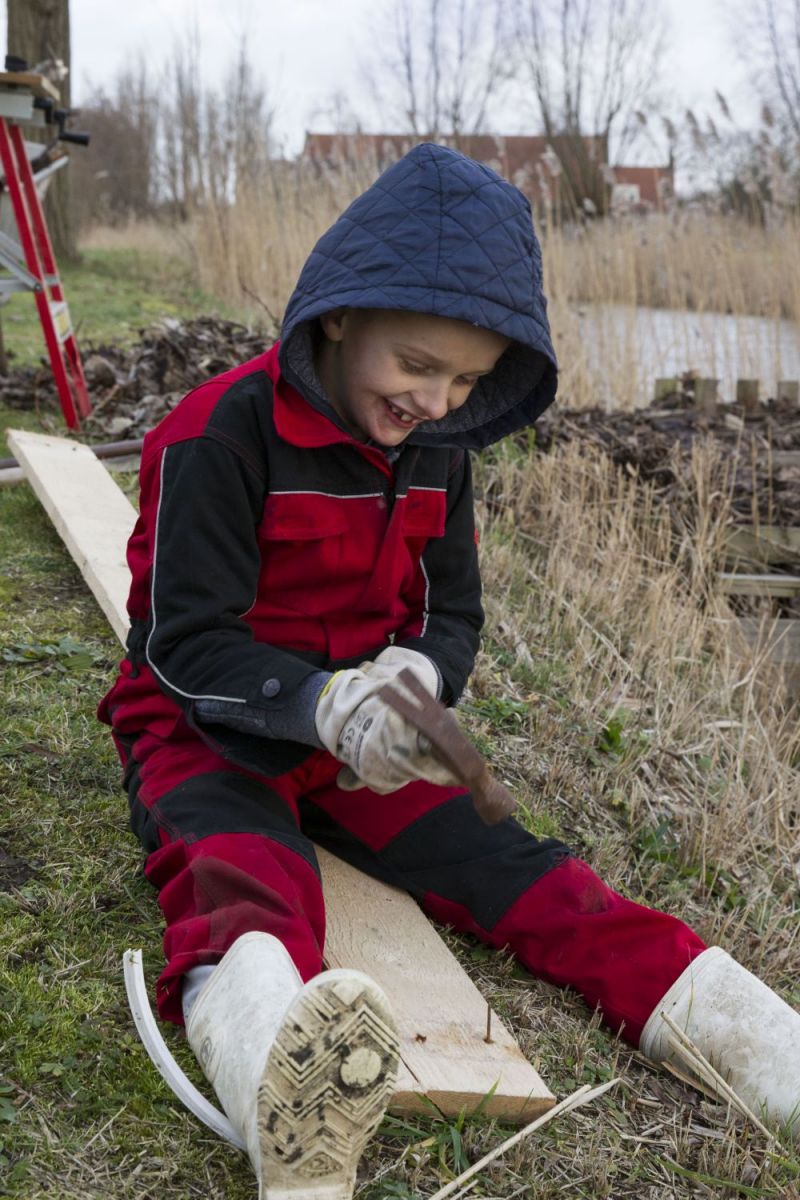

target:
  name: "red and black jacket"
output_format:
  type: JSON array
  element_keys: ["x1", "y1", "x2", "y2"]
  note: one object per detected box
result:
[
  {"x1": 99, "y1": 342, "x2": 483, "y2": 777},
  {"x1": 101, "y1": 144, "x2": 562, "y2": 777}
]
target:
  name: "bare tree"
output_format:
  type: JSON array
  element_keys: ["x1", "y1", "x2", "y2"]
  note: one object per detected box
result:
[
  {"x1": 683, "y1": 2, "x2": 800, "y2": 217},
  {"x1": 159, "y1": 36, "x2": 274, "y2": 217},
  {"x1": 159, "y1": 31, "x2": 204, "y2": 217},
  {"x1": 70, "y1": 61, "x2": 159, "y2": 229},
  {"x1": 7, "y1": 0, "x2": 76, "y2": 259},
  {"x1": 732, "y1": 0, "x2": 800, "y2": 144},
  {"x1": 515, "y1": 0, "x2": 667, "y2": 211},
  {"x1": 517, "y1": 0, "x2": 666, "y2": 153},
  {"x1": 367, "y1": 0, "x2": 513, "y2": 139}
]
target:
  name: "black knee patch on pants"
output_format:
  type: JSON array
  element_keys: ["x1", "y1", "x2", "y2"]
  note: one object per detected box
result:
[
  {"x1": 128, "y1": 768, "x2": 317, "y2": 872},
  {"x1": 300, "y1": 792, "x2": 571, "y2": 930}
]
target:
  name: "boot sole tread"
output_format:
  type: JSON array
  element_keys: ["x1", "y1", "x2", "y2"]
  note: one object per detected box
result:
[{"x1": 256, "y1": 972, "x2": 399, "y2": 1198}]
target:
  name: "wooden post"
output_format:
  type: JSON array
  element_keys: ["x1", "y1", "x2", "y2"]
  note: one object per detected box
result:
[
  {"x1": 653, "y1": 377, "x2": 680, "y2": 405},
  {"x1": 776, "y1": 380, "x2": 799, "y2": 405},
  {"x1": 736, "y1": 379, "x2": 760, "y2": 413},
  {"x1": 694, "y1": 378, "x2": 718, "y2": 415},
  {"x1": 8, "y1": 0, "x2": 76, "y2": 262}
]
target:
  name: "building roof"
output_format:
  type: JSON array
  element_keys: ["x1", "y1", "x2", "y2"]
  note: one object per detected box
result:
[{"x1": 302, "y1": 133, "x2": 672, "y2": 211}]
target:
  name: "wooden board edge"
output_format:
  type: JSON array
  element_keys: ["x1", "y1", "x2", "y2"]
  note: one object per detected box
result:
[
  {"x1": 7, "y1": 430, "x2": 136, "y2": 646},
  {"x1": 718, "y1": 572, "x2": 800, "y2": 597},
  {"x1": 724, "y1": 618, "x2": 800, "y2": 698},
  {"x1": 0, "y1": 70, "x2": 60, "y2": 101},
  {"x1": 390, "y1": 1087, "x2": 554, "y2": 1123},
  {"x1": 725, "y1": 525, "x2": 800, "y2": 570}
]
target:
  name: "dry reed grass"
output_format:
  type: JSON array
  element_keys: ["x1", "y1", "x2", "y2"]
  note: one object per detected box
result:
[
  {"x1": 79, "y1": 218, "x2": 186, "y2": 259},
  {"x1": 472, "y1": 438, "x2": 799, "y2": 945},
  {"x1": 544, "y1": 213, "x2": 800, "y2": 408},
  {"x1": 186, "y1": 184, "x2": 800, "y2": 330},
  {"x1": 543, "y1": 212, "x2": 800, "y2": 321},
  {"x1": 79, "y1": 171, "x2": 800, "y2": 326}
]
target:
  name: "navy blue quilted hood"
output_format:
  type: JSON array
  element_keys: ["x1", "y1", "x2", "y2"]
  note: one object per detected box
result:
[{"x1": 279, "y1": 142, "x2": 558, "y2": 450}]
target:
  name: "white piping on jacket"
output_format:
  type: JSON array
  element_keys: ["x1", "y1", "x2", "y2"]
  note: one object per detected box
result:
[
  {"x1": 145, "y1": 448, "x2": 247, "y2": 705},
  {"x1": 419, "y1": 556, "x2": 431, "y2": 637}
]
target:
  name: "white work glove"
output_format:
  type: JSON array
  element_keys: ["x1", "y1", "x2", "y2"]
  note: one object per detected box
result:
[{"x1": 315, "y1": 646, "x2": 461, "y2": 794}]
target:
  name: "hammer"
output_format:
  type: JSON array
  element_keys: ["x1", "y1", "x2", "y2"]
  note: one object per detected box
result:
[{"x1": 378, "y1": 668, "x2": 517, "y2": 825}]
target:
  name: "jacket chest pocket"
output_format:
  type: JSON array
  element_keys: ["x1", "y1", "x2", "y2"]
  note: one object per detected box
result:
[
  {"x1": 256, "y1": 495, "x2": 382, "y2": 616},
  {"x1": 400, "y1": 489, "x2": 446, "y2": 540}
]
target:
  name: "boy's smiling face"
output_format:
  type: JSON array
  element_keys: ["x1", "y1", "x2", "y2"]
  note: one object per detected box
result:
[{"x1": 315, "y1": 308, "x2": 511, "y2": 446}]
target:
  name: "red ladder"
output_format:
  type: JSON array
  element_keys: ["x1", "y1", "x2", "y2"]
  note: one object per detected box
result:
[{"x1": 0, "y1": 116, "x2": 90, "y2": 429}]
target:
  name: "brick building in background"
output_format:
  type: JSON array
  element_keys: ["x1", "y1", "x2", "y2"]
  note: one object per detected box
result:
[{"x1": 302, "y1": 132, "x2": 673, "y2": 217}]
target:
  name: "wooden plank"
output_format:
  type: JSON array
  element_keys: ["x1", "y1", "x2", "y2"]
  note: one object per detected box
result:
[
  {"x1": 754, "y1": 450, "x2": 800, "y2": 470},
  {"x1": 7, "y1": 427, "x2": 554, "y2": 1123},
  {"x1": 7, "y1": 431, "x2": 136, "y2": 645},
  {"x1": 318, "y1": 848, "x2": 552, "y2": 1121},
  {"x1": 653, "y1": 377, "x2": 680, "y2": 404},
  {"x1": 726, "y1": 618, "x2": 800, "y2": 698},
  {"x1": 725, "y1": 526, "x2": 800, "y2": 569},
  {"x1": 730, "y1": 618, "x2": 800, "y2": 664},
  {"x1": 735, "y1": 378, "x2": 760, "y2": 413},
  {"x1": 694, "y1": 378, "x2": 718, "y2": 415},
  {"x1": 777, "y1": 381, "x2": 799, "y2": 405},
  {"x1": 718, "y1": 572, "x2": 800, "y2": 598},
  {"x1": 0, "y1": 70, "x2": 60, "y2": 101}
]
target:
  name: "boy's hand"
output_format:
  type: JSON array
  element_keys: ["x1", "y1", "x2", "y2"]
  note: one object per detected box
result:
[{"x1": 315, "y1": 648, "x2": 460, "y2": 794}]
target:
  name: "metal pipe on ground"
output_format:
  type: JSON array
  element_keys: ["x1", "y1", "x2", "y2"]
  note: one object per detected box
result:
[{"x1": 0, "y1": 436, "x2": 144, "y2": 485}]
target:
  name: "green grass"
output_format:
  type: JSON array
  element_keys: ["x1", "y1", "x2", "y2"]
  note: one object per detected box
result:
[
  {"x1": 0, "y1": 481, "x2": 257, "y2": 1198},
  {"x1": 1, "y1": 405, "x2": 43, "y2": 459},
  {"x1": 0, "y1": 254, "x2": 259, "y2": 1195},
  {"x1": 0, "y1": 246, "x2": 246, "y2": 368}
]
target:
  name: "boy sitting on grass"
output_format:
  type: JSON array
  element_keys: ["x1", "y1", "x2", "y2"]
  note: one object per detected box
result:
[{"x1": 100, "y1": 143, "x2": 800, "y2": 1199}]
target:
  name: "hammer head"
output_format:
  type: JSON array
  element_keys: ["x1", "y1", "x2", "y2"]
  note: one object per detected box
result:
[{"x1": 379, "y1": 669, "x2": 517, "y2": 825}]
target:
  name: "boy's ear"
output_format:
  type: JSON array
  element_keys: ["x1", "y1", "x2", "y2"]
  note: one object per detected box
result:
[{"x1": 319, "y1": 308, "x2": 347, "y2": 343}]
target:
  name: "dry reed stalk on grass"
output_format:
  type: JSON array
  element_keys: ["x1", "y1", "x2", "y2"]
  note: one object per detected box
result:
[
  {"x1": 425, "y1": 1078, "x2": 621, "y2": 1200},
  {"x1": 187, "y1": 160, "x2": 380, "y2": 324}
]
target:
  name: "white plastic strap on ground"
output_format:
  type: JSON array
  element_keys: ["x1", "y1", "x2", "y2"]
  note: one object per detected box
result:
[{"x1": 122, "y1": 949, "x2": 247, "y2": 1151}]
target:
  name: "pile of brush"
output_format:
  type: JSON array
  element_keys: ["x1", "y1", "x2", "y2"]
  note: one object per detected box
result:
[
  {"x1": 534, "y1": 393, "x2": 800, "y2": 526},
  {"x1": 0, "y1": 316, "x2": 273, "y2": 438}
]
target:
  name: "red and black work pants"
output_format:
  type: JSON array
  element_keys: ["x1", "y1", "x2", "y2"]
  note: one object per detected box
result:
[{"x1": 117, "y1": 728, "x2": 706, "y2": 1043}]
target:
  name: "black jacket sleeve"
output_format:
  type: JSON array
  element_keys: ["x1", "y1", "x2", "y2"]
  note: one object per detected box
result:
[
  {"x1": 394, "y1": 450, "x2": 483, "y2": 704},
  {"x1": 143, "y1": 436, "x2": 324, "y2": 770}
]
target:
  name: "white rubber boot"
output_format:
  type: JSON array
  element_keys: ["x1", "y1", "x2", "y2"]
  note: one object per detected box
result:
[
  {"x1": 185, "y1": 931, "x2": 400, "y2": 1198},
  {"x1": 640, "y1": 946, "x2": 800, "y2": 1137}
]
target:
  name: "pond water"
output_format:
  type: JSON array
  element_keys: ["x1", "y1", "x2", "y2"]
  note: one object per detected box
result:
[{"x1": 559, "y1": 304, "x2": 800, "y2": 409}]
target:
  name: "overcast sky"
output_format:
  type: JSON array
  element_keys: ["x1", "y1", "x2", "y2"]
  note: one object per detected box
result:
[{"x1": 1, "y1": 0, "x2": 757, "y2": 159}]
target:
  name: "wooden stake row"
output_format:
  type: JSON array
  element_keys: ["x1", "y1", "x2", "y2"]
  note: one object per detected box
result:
[{"x1": 654, "y1": 377, "x2": 799, "y2": 411}]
